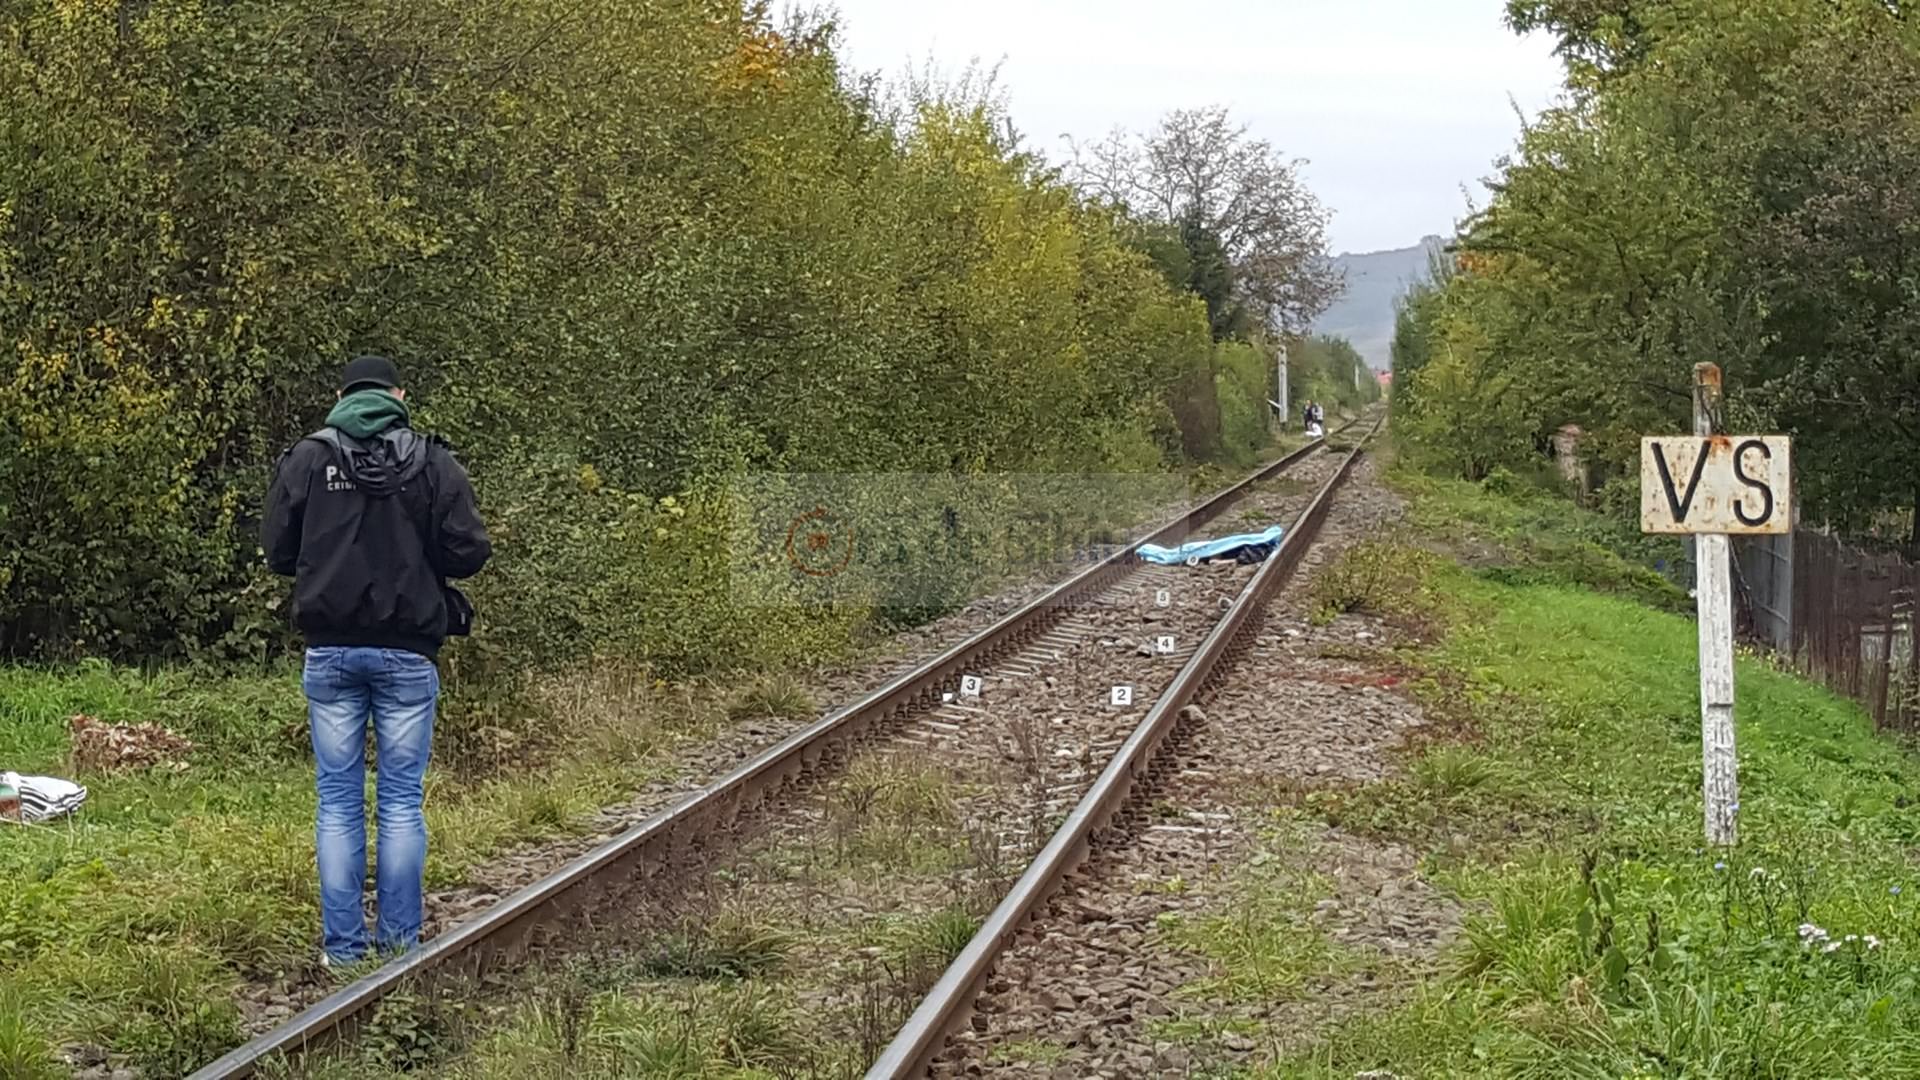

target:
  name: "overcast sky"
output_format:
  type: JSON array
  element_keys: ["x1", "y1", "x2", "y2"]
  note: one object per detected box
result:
[{"x1": 811, "y1": 0, "x2": 1567, "y2": 254}]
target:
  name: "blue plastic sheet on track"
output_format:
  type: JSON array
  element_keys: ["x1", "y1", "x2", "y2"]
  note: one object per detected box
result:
[{"x1": 1137, "y1": 525, "x2": 1284, "y2": 566}]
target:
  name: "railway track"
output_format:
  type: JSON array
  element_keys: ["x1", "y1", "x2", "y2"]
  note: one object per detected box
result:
[
  {"x1": 921, "y1": 440, "x2": 1453, "y2": 1076},
  {"x1": 869, "y1": 418, "x2": 1382, "y2": 1078},
  {"x1": 189, "y1": 417, "x2": 1374, "y2": 1080}
]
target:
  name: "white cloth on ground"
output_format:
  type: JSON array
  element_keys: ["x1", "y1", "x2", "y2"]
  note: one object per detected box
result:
[{"x1": 2, "y1": 771, "x2": 88, "y2": 822}]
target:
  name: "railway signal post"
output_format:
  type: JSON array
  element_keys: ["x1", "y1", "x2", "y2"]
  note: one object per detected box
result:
[{"x1": 1639, "y1": 363, "x2": 1792, "y2": 846}]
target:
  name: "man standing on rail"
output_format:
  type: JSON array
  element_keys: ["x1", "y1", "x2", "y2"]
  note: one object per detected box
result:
[{"x1": 263, "y1": 355, "x2": 492, "y2": 968}]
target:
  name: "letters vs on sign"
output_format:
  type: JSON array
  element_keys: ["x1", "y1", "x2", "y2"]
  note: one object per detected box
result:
[{"x1": 1640, "y1": 436, "x2": 1792, "y2": 535}]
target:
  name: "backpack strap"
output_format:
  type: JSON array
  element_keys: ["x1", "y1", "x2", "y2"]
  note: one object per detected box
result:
[{"x1": 302, "y1": 425, "x2": 472, "y2": 635}]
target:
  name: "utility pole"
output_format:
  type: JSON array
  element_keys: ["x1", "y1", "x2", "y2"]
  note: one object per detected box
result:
[
  {"x1": 1276, "y1": 344, "x2": 1289, "y2": 431},
  {"x1": 1692, "y1": 362, "x2": 1739, "y2": 846}
]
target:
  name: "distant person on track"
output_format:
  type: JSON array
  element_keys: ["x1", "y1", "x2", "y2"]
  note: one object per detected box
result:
[{"x1": 263, "y1": 355, "x2": 492, "y2": 968}]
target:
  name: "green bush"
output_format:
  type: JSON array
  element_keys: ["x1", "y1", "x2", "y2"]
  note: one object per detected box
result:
[
  {"x1": 1480, "y1": 466, "x2": 1522, "y2": 497},
  {"x1": 1213, "y1": 342, "x2": 1271, "y2": 465},
  {"x1": 0, "y1": 0, "x2": 1243, "y2": 679},
  {"x1": 1310, "y1": 541, "x2": 1446, "y2": 626}
]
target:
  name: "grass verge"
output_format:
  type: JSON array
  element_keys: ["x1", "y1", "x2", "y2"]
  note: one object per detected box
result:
[
  {"x1": 0, "y1": 660, "x2": 715, "y2": 1074},
  {"x1": 1261, "y1": 466, "x2": 1920, "y2": 1076}
]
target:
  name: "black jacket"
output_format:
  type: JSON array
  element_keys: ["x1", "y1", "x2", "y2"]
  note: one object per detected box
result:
[{"x1": 263, "y1": 425, "x2": 491, "y2": 658}]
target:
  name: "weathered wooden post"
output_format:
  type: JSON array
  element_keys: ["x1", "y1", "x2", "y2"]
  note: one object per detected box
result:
[
  {"x1": 1640, "y1": 363, "x2": 1792, "y2": 846},
  {"x1": 1691, "y1": 365, "x2": 1739, "y2": 845}
]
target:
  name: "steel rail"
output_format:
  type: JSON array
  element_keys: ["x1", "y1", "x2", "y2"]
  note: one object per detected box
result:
[
  {"x1": 866, "y1": 416, "x2": 1382, "y2": 1079},
  {"x1": 188, "y1": 419, "x2": 1365, "y2": 1079}
]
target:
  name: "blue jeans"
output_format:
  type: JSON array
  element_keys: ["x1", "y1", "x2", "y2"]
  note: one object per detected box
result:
[{"x1": 303, "y1": 646, "x2": 439, "y2": 964}]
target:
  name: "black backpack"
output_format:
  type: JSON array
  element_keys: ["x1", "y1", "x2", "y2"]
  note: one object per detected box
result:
[{"x1": 305, "y1": 427, "x2": 474, "y2": 638}]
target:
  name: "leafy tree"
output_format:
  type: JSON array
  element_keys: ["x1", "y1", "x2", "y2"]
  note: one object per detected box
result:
[
  {"x1": 1179, "y1": 210, "x2": 1254, "y2": 341},
  {"x1": 1072, "y1": 106, "x2": 1342, "y2": 337},
  {"x1": 1505, "y1": 0, "x2": 1657, "y2": 77},
  {"x1": 1400, "y1": 0, "x2": 1920, "y2": 543}
]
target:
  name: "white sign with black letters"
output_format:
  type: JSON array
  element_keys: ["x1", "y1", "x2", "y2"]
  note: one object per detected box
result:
[
  {"x1": 1640, "y1": 436, "x2": 1791, "y2": 535},
  {"x1": 959, "y1": 674, "x2": 982, "y2": 698}
]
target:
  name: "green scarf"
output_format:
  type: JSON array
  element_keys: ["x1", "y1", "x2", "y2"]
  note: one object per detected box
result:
[{"x1": 326, "y1": 389, "x2": 412, "y2": 440}]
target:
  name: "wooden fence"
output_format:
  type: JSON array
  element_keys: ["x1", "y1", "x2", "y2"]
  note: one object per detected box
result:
[{"x1": 1732, "y1": 530, "x2": 1920, "y2": 730}]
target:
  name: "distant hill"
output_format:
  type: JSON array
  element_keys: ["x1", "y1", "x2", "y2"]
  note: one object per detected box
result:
[{"x1": 1311, "y1": 235, "x2": 1448, "y2": 370}]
